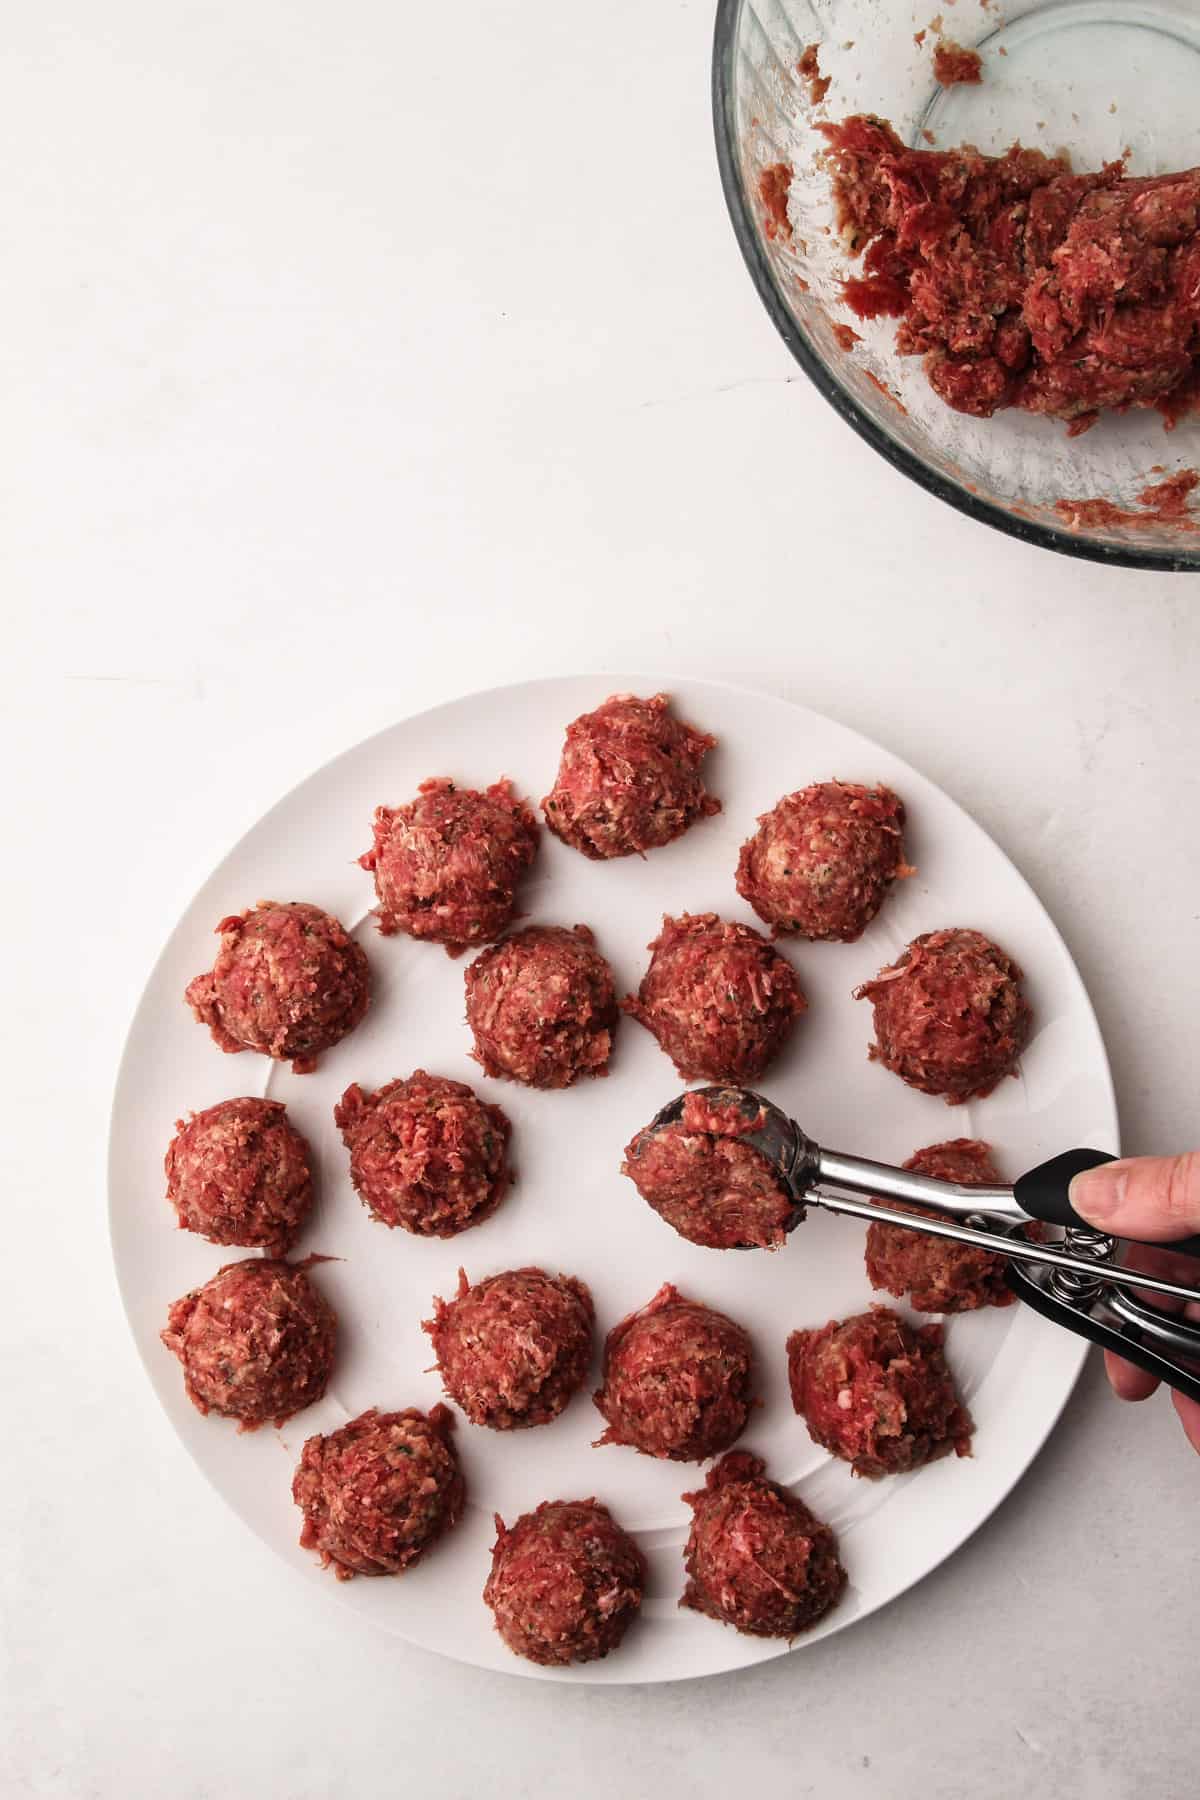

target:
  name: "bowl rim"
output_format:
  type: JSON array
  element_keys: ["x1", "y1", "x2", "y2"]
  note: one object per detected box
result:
[{"x1": 710, "y1": 0, "x2": 1198, "y2": 574}]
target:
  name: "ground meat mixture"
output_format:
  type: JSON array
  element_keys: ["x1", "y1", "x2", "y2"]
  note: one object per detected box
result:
[
  {"x1": 164, "y1": 1097, "x2": 313, "y2": 1255},
  {"x1": 484, "y1": 1499, "x2": 645, "y2": 1666},
  {"x1": 933, "y1": 40, "x2": 982, "y2": 86},
  {"x1": 680, "y1": 1451, "x2": 845, "y2": 1638},
  {"x1": 865, "y1": 1138, "x2": 1022, "y2": 1312},
  {"x1": 161, "y1": 1258, "x2": 336, "y2": 1430},
  {"x1": 292, "y1": 1405, "x2": 463, "y2": 1580},
  {"x1": 798, "y1": 43, "x2": 831, "y2": 107},
  {"x1": 736, "y1": 781, "x2": 912, "y2": 942},
  {"x1": 855, "y1": 927, "x2": 1032, "y2": 1103},
  {"x1": 1141, "y1": 468, "x2": 1200, "y2": 517},
  {"x1": 820, "y1": 115, "x2": 1200, "y2": 432},
  {"x1": 787, "y1": 1306, "x2": 972, "y2": 1478},
  {"x1": 464, "y1": 924, "x2": 617, "y2": 1088},
  {"x1": 759, "y1": 163, "x2": 794, "y2": 242},
  {"x1": 541, "y1": 692, "x2": 720, "y2": 860},
  {"x1": 622, "y1": 1090, "x2": 802, "y2": 1250},
  {"x1": 622, "y1": 912, "x2": 807, "y2": 1082},
  {"x1": 1055, "y1": 467, "x2": 1200, "y2": 533},
  {"x1": 424, "y1": 1266, "x2": 594, "y2": 1429},
  {"x1": 334, "y1": 1070, "x2": 512, "y2": 1236},
  {"x1": 185, "y1": 901, "x2": 370, "y2": 1073},
  {"x1": 593, "y1": 1283, "x2": 755, "y2": 1462},
  {"x1": 359, "y1": 777, "x2": 539, "y2": 955}
]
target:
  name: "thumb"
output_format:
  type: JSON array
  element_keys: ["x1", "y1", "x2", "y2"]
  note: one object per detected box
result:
[{"x1": 1069, "y1": 1153, "x2": 1200, "y2": 1241}]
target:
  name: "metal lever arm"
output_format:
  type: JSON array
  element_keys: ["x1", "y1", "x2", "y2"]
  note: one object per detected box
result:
[
  {"x1": 810, "y1": 1188, "x2": 1200, "y2": 1307},
  {"x1": 1006, "y1": 1257, "x2": 1200, "y2": 1409}
]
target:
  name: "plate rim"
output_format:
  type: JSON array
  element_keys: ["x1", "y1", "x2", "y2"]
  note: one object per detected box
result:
[{"x1": 107, "y1": 671, "x2": 1117, "y2": 1683}]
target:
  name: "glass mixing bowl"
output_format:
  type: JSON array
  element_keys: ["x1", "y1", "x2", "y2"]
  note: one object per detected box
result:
[{"x1": 713, "y1": 0, "x2": 1200, "y2": 570}]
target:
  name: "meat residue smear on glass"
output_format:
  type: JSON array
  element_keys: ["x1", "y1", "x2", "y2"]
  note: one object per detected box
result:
[
  {"x1": 866, "y1": 370, "x2": 908, "y2": 415},
  {"x1": 758, "y1": 163, "x2": 794, "y2": 242},
  {"x1": 798, "y1": 43, "x2": 831, "y2": 108},
  {"x1": 933, "y1": 40, "x2": 983, "y2": 87},
  {"x1": 818, "y1": 115, "x2": 1200, "y2": 435},
  {"x1": 1054, "y1": 468, "x2": 1200, "y2": 532},
  {"x1": 1142, "y1": 468, "x2": 1200, "y2": 516}
]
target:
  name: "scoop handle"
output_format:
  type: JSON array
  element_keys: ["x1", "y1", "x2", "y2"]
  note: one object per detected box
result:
[
  {"x1": 1005, "y1": 1258, "x2": 1200, "y2": 1407},
  {"x1": 1014, "y1": 1150, "x2": 1200, "y2": 1257}
]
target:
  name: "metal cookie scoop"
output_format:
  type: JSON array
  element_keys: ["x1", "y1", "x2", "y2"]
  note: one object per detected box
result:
[{"x1": 641, "y1": 1087, "x2": 1200, "y2": 1408}]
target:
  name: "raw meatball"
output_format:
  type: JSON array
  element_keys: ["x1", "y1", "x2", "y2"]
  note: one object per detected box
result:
[
  {"x1": 622, "y1": 1090, "x2": 801, "y2": 1250},
  {"x1": 622, "y1": 912, "x2": 807, "y2": 1082},
  {"x1": 855, "y1": 927, "x2": 1032, "y2": 1102},
  {"x1": 359, "y1": 777, "x2": 539, "y2": 954},
  {"x1": 185, "y1": 901, "x2": 370, "y2": 1073},
  {"x1": 161, "y1": 1258, "x2": 336, "y2": 1430},
  {"x1": 164, "y1": 1097, "x2": 313, "y2": 1256},
  {"x1": 593, "y1": 1283, "x2": 755, "y2": 1462},
  {"x1": 293, "y1": 1405, "x2": 463, "y2": 1580},
  {"x1": 484, "y1": 1499, "x2": 645, "y2": 1666},
  {"x1": 541, "y1": 692, "x2": 720, "y2": 860},
  {"x1": 335, "y1": 1070, "x2": 512, "y2": 1236},
  {"x1": 424, "y1": 1267, "x2": 594, "y2": 1429},
  {"x1": 736, "y1": 781, "x2": 911, "y2": 942},
  {"x1": 680, "y1": 1451, "x2": 845, "y2": 1638},
  {"x1": 866, "y1": 1139, "x2": 1018, "y2": 1312},
  {"x1": 787, "y1": 1306, "x2": 972, "y2": 1479},
  {"x1": 464, "y1": 923, "x2": 617, "y2": 1088}
]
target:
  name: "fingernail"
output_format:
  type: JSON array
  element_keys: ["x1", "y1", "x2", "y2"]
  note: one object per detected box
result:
[{"x1": 1069, "y1": 1164, "x2": 1123, "y2": 1226}]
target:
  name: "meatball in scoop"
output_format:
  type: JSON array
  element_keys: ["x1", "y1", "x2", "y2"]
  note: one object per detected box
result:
[{"x1": 623, "y1": 1090, "x2": 801, "y2": 1250}]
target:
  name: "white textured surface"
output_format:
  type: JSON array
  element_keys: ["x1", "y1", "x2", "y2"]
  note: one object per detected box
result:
[{"x1": 4, "y1": 0, "x2": 1199, "y2": 1794}]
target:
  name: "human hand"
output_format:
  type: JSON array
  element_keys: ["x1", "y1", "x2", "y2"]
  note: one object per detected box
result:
[{"x1": 1070, "y1": 1155, "x2": 1200, "y2": 1454}]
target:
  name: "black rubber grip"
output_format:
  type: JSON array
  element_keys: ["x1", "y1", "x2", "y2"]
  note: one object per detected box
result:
[{"x1": 1014, "y1": 1149, "x2": 1200, "y2": 1257}]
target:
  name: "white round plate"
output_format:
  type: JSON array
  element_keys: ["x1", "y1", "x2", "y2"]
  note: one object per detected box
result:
[{"x1": 109, "y1": 676, "x2": 1116, "y2": 1683}]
